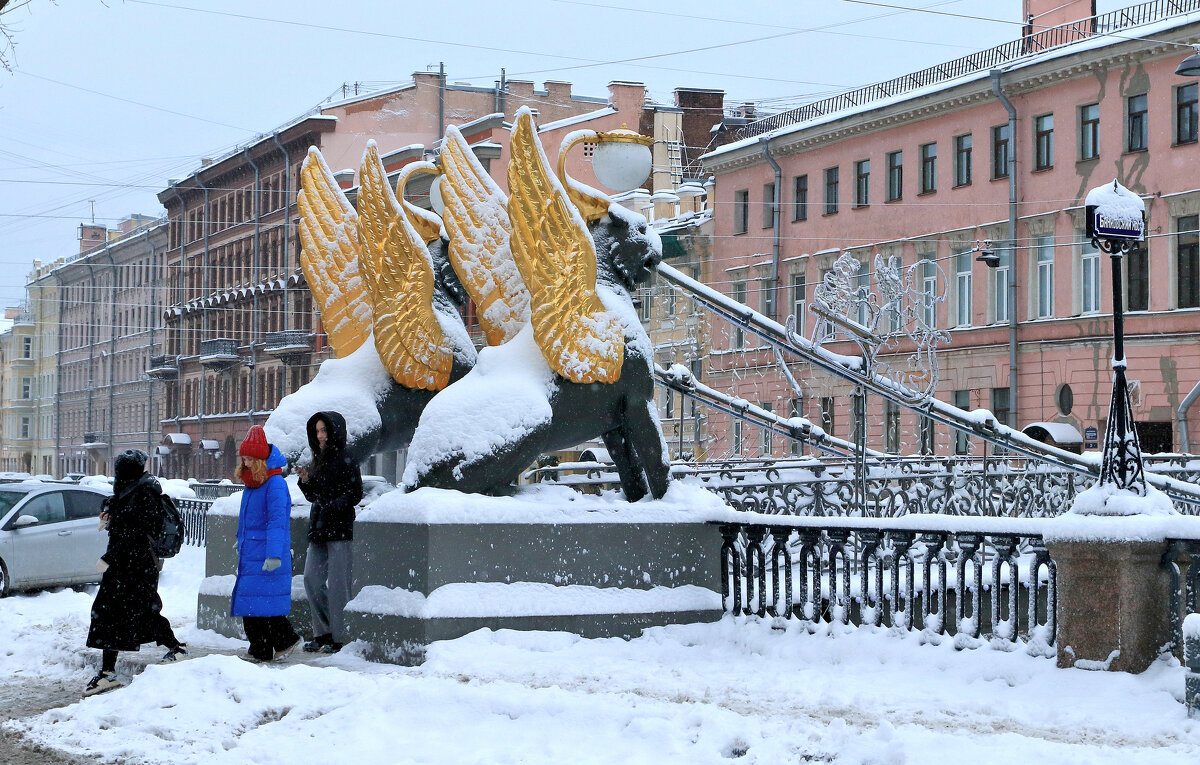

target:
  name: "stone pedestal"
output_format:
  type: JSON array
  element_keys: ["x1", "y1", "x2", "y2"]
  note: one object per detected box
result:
[
  {"x1": 1049, "y1": 540, "x2": 1172, "y2": 673},
  {"x1": 198, "y1": 490, "x2": 727, "y2": 665}
]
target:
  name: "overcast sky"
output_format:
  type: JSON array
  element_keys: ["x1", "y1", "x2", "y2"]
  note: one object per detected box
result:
[{"x1": 0, "y1": 0, "x2": 1137, "y2": 306}]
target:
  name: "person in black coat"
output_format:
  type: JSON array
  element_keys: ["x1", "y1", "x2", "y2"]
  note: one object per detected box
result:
[
  {"x1": 297, "y1": 411, "x2": 362, "y2": 653},
  {"x1": 84, "y1": 450, "x2": 186, "y2": 696}
]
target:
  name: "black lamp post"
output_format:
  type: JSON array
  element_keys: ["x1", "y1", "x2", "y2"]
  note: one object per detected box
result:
[{"x1": 1086, "y1": 180, "x2": 1147, "y2": 495}]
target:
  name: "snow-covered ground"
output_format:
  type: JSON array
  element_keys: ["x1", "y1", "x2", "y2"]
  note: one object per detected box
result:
[{"x1": 3, "y1": 546, "x2": 1200, "y2": 763}]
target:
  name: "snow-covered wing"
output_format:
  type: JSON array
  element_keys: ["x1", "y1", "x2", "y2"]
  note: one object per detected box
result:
[
  {"x1": 441, "y1": 125, "x2": 529, "y2": 346},
  {"x1": 506, "y1": 108, "x2": 623, "y2": 384},
  {"x1": 297, "y1": 148, "x2": 371, "y2": 357},
  {"x1": 356, "y1": 144, "x2": 454, "y2": 391}
]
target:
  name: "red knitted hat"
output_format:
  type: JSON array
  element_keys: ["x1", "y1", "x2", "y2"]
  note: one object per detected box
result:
[{"x1": 238, "y1": 426, "x2": 270, "y2": 460}]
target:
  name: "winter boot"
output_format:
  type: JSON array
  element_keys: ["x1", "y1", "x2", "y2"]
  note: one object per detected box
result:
[
  {"x1": 83, "y1": 671, "x2": 121, "y2": 697},
  {"x1": 318, "y1": 641, "x2": 344, "y2": 654},
  {"x1": 303, "y1": 634, "x2": 332, "y2": 653},
  {"x1": 273, "y1": 637, "x2": 301, "y2": 662}
]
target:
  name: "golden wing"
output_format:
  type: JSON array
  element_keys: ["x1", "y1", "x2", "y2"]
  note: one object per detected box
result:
[
  {"x1": 297, "y1": 148, "x2": 372, "y2": 357},
  {"x1": 506, "y1": 108, "x2": 623, "y2": 384},
  {"x1": 441, "y1": 125, "x2": 530, "y2": 346},
  {"x1": 356, "y1": 143, "x2": 454, "y2": 391}
]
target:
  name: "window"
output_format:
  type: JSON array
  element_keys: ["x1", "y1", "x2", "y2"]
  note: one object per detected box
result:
[
  {"x1": 919, "y1": 415, "x2": 934, "y2": 455},
  {"x1": 991, "y1": 387, "x2": 1012, "y2": 428},
  {"x1": 823, "y1": 167, "x2": 839, "y2": 215},
  {"x1": 65, "y1": 491, "x2": 105, "y2": 521},
  {"x1": 954, "y1": 134, "x2": 972, "y2": 187},
  {"x1": 20, "y1": 336, "x2": 31, "y2": 359},
  {"x1": 854, "y1": 258, "x2": 870, "y2": 326},
  {"x1": 19, "y1": 416, "x2": 30, "y2": 440},
  {"x1": 639, "y1": 285, "x2": 652, "y2": 322},
  {"x1": 1035, "y1": 114, "x2": 1054, "y2": 169},
  {"x1": 1037, "y1": 236, "x2": 1055, "y2": 318},
  {"x1": 1178, "y1": 84, "x2": 1199, "y2": 145},
  {"x1": 733, "y1": 189, "x2": 748, "y2": 234},
  {"x1": 919, "y1": 142, "x2": 937, "y2": 193},
  {"x1": 1127, "y1": 245, "x2": 1148, "y2": 312},
  {"x1": 793, "y1": 175, "x2": 808, "y2": 221},
  {"x1": 1127, "y1": 93, "x2": 1148, "y2": 153},
  {"x1": 732, "y1": 280, "x2": 746, "y2": 348},
  {"x1": 733, "y1": 420, "x2": 743, "y2": 456},
  {"x1": 762, "y1": 182, "x2": 776, "y2": 229},
  {"x1": 689, "y1": 358, "x2": 702, "y2": 417},
  {"x1": 954, "y1": 249, "x2": 972, "y2": 327},
  {"x1": 665, "y1": 390, "x2": 674, "y2": 419},
  {"x1": 1081, "y1": 237, "x2": 1101, "y2": 314},
  {"x1": 994, "y1": 247, "x2": 1011, "y2": 324},
  {"x1": 789, "y1": 397, "x2": 803, "y2": 457},
  {"x1": 953, "y1": 390, "x2": 970, "y2": 455},
  {"x1": 791, "y1": 272, "x2": 806, "y2": 336},
  {"x1": 21, "y1": 492, "x2": 65, "y2": 524},
  {"x1": 20, "y1": 376, "x2": 31, "y2": 400},
  {"x1": 761, "y1": 403, "x2": 772, "y2": 456},
  {"x1": 991, "y1": 124, "x2": 1010, "y2": 179},
  {"x1": 885, "y1": 400, "x2": 901, "y2": 453},
  {"x1": 819, "y1": 396, "x2": 835, "y2": 436},
  {"x1": 850, "y1": 390, "x2": 865, "y2": 445},
  {"x1": 886, "y1": 151, "x2": 903, "y2": 201},
  {"x1": 854, "y1": 159, "x2": 870, "y2": 207},
  {"x1": 1079, "y1": 103, "x2": 1100, "y2": 160},
  {"x1": 761, "y1": 278, "x2": 775, "y2": 320},
  {"x1": 921, "y1": 258, "x2": 938, "y2": 329},
  {"x1": 1178, "y1": 215, "x2": 1200, "y2": 309}
]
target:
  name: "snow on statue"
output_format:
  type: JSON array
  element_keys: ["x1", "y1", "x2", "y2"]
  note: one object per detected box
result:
[{"x1": 402, "y1": 107, "x2": 671, "y2": 501}]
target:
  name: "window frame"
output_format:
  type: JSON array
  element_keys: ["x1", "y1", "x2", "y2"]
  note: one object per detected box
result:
[
  {"x1": 762, "y1": 182, "x2": 776, "y2": 229},
  {"x1": 733, "y1": 189, "x2": 749, "y2": 234},
  {"x1": 823, "y1": 166, "x2": 839, "y2": 215},
  {"x1": 1037, "y1": 235, "x2": 1055, "y2": 318},
  {"x1": 1178, "y1": 214, "x2": 1200, "y2": 309},
  {"x1": 954, "y1": 248, "x2": 973, "y2": 327},
  {"x1": 919, "y1": 142, "x2": 937, "y2": 194},
  {"x1": 791, "y1": 272, "x2": 807, "y2": 337},
  {"x1": 886, "y1": 150, "x2": 903, "y2": 201},
  {"x1": 1080, "y1": 103, "x2": 1100, "y2": 160},
  {"x1": 1034, "y1": 113, "x2": 1055, "y2": 170},
  {"x1": 854, "y1": 159, "x2": 870, "y2": 208},
  {"x1": 1081, "y1": 237, "x2": 1101, "y2": 315},
  {"x1": 792, "y1": 174, "x2": 808, "y2": 222},
  {"x1": 1177, "y1": 83, "x2": 1199, "y2": 145},
  {"x1": 953, "y1": 133, "x2": 972, "y2": 187},
  {"x1": 1126, "y1": 93, "x2": 1148, "y2": 153},
  {"x1": 991, "y1": 124, "x2": 1011, "y2": 179}
]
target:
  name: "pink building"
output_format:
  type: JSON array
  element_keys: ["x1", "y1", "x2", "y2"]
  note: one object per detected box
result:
[{"x1": 701, "y1": 0, "x2": 1200, "y2": 458}]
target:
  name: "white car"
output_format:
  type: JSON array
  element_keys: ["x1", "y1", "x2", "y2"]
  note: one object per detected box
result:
[{"x1": 0, "y1": 482, "x2": 112, "y2": 596}]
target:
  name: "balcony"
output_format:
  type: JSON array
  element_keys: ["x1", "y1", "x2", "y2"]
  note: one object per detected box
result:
[
  {"x1": 147, "y1": 354, "x2": 179, "y2": 379},
  {"x1": 82, "y1": 432, "x2": 109, "y2": 449},
  {"x1": 199, "y1": 338, "x2": 240, "y2": 370},
  {"x1": 264, "y1": 330, "x2": 314, "y2": 365}
]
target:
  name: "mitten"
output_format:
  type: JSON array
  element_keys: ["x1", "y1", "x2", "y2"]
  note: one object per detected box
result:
[{"x1": 262, "y1": 558, "x2": 281, "y2": 572}]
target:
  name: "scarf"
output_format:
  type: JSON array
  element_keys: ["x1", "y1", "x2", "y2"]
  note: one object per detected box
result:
[{"x1": 240, "y1": 465, "x2": 282, "y2": 489}]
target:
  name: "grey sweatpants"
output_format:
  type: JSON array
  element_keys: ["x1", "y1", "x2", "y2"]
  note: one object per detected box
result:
[{"x1": 303, "y1": 540, "x2": 353, "y2": 643}]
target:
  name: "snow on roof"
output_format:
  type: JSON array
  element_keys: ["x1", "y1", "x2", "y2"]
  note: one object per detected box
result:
[
  {"x1": 1022, "y1": 422, "x2": 1082, "y2": 444},
  {"x1": 537, "y1": 106, "x2": 618, "y2": 133}
]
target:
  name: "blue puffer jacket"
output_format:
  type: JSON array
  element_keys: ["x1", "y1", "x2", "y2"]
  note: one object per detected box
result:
[{"x1": 230, "y1": 445, "x2": 293, "y2": 617}]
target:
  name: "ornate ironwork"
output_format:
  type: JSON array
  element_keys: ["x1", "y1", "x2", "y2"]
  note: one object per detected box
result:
[{"x1": 715, "y1": 518, "x2": 1058, "y2": 650}]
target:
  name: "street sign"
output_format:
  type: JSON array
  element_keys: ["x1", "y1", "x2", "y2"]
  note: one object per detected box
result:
[{"x1": 1084, "y1": 426, "x2": 1098, "y2": 440}]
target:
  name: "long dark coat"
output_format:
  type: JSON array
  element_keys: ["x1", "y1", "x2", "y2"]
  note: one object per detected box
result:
[
  {"x1": 298, "y1": 411, "x2": 363, "y2": 543},
  {"x1": 230, "y1": 445, "x2": 294, "y2": 617},
  {"x1": 86, "y1": 471, "x2": 173, "y2": 652}
]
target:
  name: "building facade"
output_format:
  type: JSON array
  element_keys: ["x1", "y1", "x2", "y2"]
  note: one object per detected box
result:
[{"x1": 702, "y1": 0, "x2": 1200, "y2": 459}]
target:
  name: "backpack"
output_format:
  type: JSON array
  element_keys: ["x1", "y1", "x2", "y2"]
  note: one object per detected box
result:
[{"x1": 152, "y1": 493, "x2": 184, "y2": 559}]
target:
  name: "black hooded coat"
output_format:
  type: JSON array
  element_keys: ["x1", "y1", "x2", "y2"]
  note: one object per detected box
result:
[
  {"x1": 86, "y1": 450, "x2": 173, "y2": 652},
  {"x1": 298, "y1": 411, "x2": 363, "y2": 543}
]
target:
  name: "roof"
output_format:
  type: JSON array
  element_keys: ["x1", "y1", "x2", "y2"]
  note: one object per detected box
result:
[{"x1": 705, "y1": 1, "x2": 1200, "y2": 163}]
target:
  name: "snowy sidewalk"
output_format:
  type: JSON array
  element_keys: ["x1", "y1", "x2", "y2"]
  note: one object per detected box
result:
[{"x1": 3, "y1": 546, "x2": 1200, "y2": 763}]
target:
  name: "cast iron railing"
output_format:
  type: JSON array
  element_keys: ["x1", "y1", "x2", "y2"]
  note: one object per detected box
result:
[
  {"x1": 716, "y1": 517, "x2": 1057, "y2": 650},
  {"x1": 176, "y1": 498, "x2": 211, "y2": 547}
]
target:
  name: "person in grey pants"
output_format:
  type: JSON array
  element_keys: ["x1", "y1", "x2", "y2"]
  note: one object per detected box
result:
[{"x1": 296, "y1": 411, "x2": 363, "y2": 653}]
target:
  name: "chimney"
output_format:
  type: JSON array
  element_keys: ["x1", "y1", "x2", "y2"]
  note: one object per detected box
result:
[
  {"x1": 78, "y1": 223, "x2": 107, "y2": 253},
  {"x1": 543, "y1": 81, "x2": 572, "y2": 103},
  {"x1": 674, "y1": 88, "x2": 725, "y2": 175}
]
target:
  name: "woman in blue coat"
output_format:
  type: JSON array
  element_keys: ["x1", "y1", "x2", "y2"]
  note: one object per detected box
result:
[{"x1": 231, "y1": 426, "x2": 300, "y2": 662}]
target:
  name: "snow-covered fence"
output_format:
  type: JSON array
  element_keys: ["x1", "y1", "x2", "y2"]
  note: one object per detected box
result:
[{"x1": 716, "y1": 516, "x2": 1057, "y2": 653}]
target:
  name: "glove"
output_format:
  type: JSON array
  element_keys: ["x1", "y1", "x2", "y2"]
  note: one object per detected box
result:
[
  {"x1": 95, "y1": 559, "x2": 109, "y2": 573},
  {"x1": 262, "y1": 558, "x2": 281, "y2": 573}
]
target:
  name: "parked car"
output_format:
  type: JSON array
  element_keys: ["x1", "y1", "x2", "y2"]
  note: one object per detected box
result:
[{"x1": 0, "y1": 482, "x2": 112, "y2": 597}]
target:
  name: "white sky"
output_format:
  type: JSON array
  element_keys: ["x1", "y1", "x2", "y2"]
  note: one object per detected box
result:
[{"x1": 0, "y1": 1, "x2": 1139, "y2": 306}]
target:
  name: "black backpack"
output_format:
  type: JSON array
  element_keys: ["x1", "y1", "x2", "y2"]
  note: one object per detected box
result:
[{"x1": 152, "y1": 493, "x2": 184, "y2": 559}]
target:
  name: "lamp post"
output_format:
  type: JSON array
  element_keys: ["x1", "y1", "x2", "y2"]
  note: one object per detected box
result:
[{"x1": 1085, "y1": 180, "x2": 1147, "y2": 495}]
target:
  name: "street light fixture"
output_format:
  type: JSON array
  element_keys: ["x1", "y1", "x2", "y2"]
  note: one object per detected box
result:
[
  {"x1": 1177, "y1": 45, "x2": 1200, "y2": 77},
  {"x1": 1085, "y1": 179, "x2": 1147, "y2": 495}
]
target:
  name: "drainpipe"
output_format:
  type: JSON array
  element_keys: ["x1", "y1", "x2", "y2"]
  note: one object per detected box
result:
[
  {"x1": 243, "y1": 146, "x2": 261, "y2": 427},
  {"x1": 84, "y1": 259, "x2": 98, "y2": 466},
  {"x1": 105, "y1": 245, "x2": 117, "y2": 472},
  {"x1": 169, "y1": 187, "x2": 186, "y2": 436},
  {"x1": 272, "y1": 133, "x2": 292, "y2": 407},
  {"x1": 758, "y1": 136, "x2": 782, "y2": 322},
  {"x1": 1178, "y1": 379, "x2": 1200, "y2": 453},
  {"x1": 147, "y1": 236, "x2": 158, "y2": 458},
  {"x1": 51, "y1": 269, "x2": 63, "y2": 477},
  {"x1": 992, "y1": 69, "x2": 1019, "y2": 428},
  {"x1": 195, "y1": 175, "x2": 211, "y2": 449},
  {"x1": 438, "y1": 62, "x2": 446, "y2": 140}
]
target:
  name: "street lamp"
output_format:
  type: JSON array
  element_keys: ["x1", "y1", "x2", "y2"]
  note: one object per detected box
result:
[
  {"x1": 1085, "y1": 179, "x2": 1147, "y2": 495},
  {"x1": 1177, "y1": 45, "x2": 1200, "y2": 77}
]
